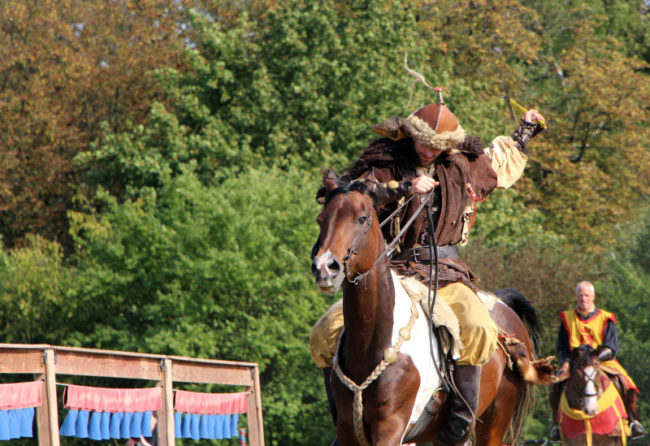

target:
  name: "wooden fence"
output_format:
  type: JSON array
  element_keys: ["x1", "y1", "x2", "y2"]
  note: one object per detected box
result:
[{"x1": 0, "y1": 344, "x2": 264, "y2": 446}]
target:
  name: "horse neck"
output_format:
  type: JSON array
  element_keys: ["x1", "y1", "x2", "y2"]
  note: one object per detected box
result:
[{"x1": 341, "y1": 248, "x2": 396, "y2": 370}]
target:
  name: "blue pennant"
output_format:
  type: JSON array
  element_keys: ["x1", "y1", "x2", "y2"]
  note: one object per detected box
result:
[
  {"x1": 20, "y1": 407, "x2": 35, "y2": 438},
  {"x1": 0, "y1": 411, "x2": 10, "y2": 440},
  {"x1": 230, "y1": 413, "x2": 239, "y2": 438},
  {"x1": 59, "y1": 409, "x2": 79, "y2": 436},
  {"x1": 190, "y1": 413, "x2": 200, "y2": 440},
  {"x1": 142, "y1": 410, "x2": 153, "y2": 437},
  {"x1": 121, "y1": 411, "x2": 133, "y2": 439},
  {"x1": 109, "y1": 412, "x2": 123, "y2": 439},
  {"x1": 174, "y1": 412, "x2": 182, "y2": 438},
  {"x1": 130, "y1": 411, "x2": 143, "y2": 438},
  {"x1": 88, "y1": 411, "x2": 103, "y2": 440},
  {"x1": 100, "y1": 411, "x2": 111, "y2": 440},
  {"x1": 8, "y1": 409, "x2": 21, "y2": 439},
  {"x1": 214, "y1": 414, "x2": 225, "y2": 439},
  {"x1": 182, "y1": 413, "x2": 192, "y2": 438},
  {"x1": 75, "y1": 410, "x2": 90, "y2": 438}
]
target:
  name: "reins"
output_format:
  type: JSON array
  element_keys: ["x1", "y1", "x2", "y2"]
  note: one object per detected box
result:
[
  {"x1": 343, "y1": 193, "x2": 429, "y2": 285},
  {"x1": 333, "y1": 189, "x2": 446, "y2": 446}
]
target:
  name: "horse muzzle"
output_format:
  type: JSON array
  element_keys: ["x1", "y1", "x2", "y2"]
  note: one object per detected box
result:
[{"x1": 312, "y1": 251, "x2": 344, "y2": 294}]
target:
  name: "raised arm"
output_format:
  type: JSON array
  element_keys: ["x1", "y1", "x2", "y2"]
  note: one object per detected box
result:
[{"x1": 485, "y1": 109, "x2": 545, "y2": 189}]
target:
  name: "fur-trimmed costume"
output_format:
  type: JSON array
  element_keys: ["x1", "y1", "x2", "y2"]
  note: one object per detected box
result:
[
  {"x1": 311, "y1": 96, "x2": 543, "y2": 445},
  {"x1": 312, "y1": 131, "x2": 529, "y2": 367}
]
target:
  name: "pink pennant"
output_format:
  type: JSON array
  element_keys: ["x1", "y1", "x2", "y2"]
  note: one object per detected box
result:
[
  {"x1": 174, "y1": 390, "x2": 247, "y2": 415},
  {"x1": 0, "y1": 381, "x2": 43, "y2": 410},
  {"x1": 64, "y1": 385, "x2": 162, "y2": 412}
]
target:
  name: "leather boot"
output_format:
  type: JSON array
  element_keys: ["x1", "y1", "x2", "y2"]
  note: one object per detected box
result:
[
  {"x1": 322, "y1": 368, "x2": 337, "y2": 425},
  {"x1": 437, "y1": 365, "x2": 481, "y2": 445},
  {"x1": 623, "y1": 387, "x2": 645, "y2": 439},
  {"x1": 548, "y1": 380, "x2": 565, "y2": 442},
  {"x1": 608, "y1": 374, "x2": 645, "y2": 439}
]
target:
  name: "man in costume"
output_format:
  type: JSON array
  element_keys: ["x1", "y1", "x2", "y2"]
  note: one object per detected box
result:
[
  {"x1": 310, "y1": 82, "x2": 545, "y2": 444},
  {"x1": 549, "y1": 281, "x2": 645, "y2": 441}
]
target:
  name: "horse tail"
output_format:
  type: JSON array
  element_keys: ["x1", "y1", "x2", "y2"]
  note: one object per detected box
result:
[
  {"x1": 493, "y1": 287, "x2": 542, "y2": 356},
  {"x1": 493, "y1": 288, "x2": 544, "y2": 445}
]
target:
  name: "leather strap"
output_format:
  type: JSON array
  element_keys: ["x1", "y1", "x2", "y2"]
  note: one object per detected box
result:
[{"x1": 395, "y1": 245, "x2": 459, "y2": 262}]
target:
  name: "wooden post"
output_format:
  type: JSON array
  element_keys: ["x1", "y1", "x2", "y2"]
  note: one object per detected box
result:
[
  {"x1": 159, "y1": 358, "x2": 175, "y2": 446},
  {"x1": 43, "y1": 349, "x2": 60, "y2": 446},
  {"x1": 246, "y1": 365, "x2": 265, "y2": 446},
  {"x1": 34, "y1": 373, "x2": 50, "y2": 446}
]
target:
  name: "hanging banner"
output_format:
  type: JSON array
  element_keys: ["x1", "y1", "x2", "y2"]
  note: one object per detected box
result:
[
  {"x1": 0, "y1": 381, "x2": 42, "y2": 410},
  {"x1": 174, "y1": 390, "x2": 247, "y2": 415},
  {"x1": 64, "y1": 385, "x2": 162, "y2": 412}
]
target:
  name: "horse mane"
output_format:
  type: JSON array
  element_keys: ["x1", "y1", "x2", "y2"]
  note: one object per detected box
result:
[
  {"x1": 316, "y1": 170, "x2": 378, "y2": 205},
  {"x1": 570, "y1": 344, "x2": 596, "y2": 371}
]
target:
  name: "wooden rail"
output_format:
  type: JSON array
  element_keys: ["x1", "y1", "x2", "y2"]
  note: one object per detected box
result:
[{"x1": 0, "y1": 344, "x2": 265, "y2": 446}]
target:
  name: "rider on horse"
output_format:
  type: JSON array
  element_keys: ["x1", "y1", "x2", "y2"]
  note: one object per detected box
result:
[
  {"x1": 310, "y1": 73, "x2": 545, "y2": 444},
  {"x1": 549, "y1": 281, "x2": 645, "y2": 441}
]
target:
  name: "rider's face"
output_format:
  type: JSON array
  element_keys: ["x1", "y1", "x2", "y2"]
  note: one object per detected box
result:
[
  {"x1": 414, "y1": 141, "x2": 442, "y2": 166},
  {"x1": 576, "y1": 284, "x2": 596, "y2": 315}
]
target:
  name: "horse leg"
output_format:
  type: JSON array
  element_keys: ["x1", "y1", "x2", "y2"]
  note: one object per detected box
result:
[
  {"x1": 371, "y1": 421, "x2": 410, "y2": 446},
  {"x1": 474, "y1": 369, "x2": 522, "y2": 446}
]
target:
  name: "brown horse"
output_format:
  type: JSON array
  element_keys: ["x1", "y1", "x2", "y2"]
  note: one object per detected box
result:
[
  {"x1": 556, "y1": 345, "x2": 628, "y2": 446},
  {"x1": 311, "y1": 171, "x2": 554, "y2": 446}
]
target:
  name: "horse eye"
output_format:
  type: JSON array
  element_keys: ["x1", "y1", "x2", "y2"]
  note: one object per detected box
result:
[{"x1": 357, "y1": 216, "x2": 367, "y2": 225}]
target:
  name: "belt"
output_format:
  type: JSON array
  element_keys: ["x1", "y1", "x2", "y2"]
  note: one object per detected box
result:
[{"x1": 395, "y1": 245, "x2": 459, "y2": 262}]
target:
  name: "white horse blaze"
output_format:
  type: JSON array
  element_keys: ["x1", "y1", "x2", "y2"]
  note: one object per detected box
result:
[
  {"x1": 313, "y1": 250, "x2": 344, "y2": 294},
  {"x1": 583, "y1": 365, "x2": 599, "y2": 415}
]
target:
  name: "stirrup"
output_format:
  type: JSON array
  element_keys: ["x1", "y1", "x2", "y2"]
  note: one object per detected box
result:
[
  {"x1": 630, "y1": 420, "x2": 646, "y2": 440},
  {"x1": 549, "y1": 423, "x2": 561, "y2": 443}
]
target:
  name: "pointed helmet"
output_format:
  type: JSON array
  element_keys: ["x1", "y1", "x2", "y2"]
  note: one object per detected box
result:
[{"x1": 372, "y1": 88, "x2": 466, "y2": 152}]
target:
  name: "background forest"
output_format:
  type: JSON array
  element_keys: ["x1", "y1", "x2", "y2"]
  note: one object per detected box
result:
[{"x1": 1, "y1": 0, "x2": 649, "y2": 444}]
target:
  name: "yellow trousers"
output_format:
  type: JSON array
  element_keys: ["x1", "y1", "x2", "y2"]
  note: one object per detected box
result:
[{"x1": 309, "y1": 282, "x2": 498, "y2": 368}]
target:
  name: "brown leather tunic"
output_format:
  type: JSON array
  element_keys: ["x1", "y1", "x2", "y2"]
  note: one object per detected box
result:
[{"x1": 349, "y1": 137, "x2": 498, "y2": 289}]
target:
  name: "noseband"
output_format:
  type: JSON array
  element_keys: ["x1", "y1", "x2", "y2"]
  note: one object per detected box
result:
[
  {"x1": 341, "y1": 213, "x2": 374, "y2": 285},
  {"x1": 569, "y1": 363, "x2": 600, "y2": 408},
  {"x1": 339, "y1": 193, "x2": 431, "y2": 286},
  {"x1": 581, "y1": 366, "x2": 600, "y2": 398}
]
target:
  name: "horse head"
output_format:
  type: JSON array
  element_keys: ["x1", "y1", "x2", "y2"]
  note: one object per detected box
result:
[
  {"x1": 566, "y1": 344, "x2": 607, "y2": 415},
  {"x1": 311, "y1": 168, "x2": 385, "y2": 294}
]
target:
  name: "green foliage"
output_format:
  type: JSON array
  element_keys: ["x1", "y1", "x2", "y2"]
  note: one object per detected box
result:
[
  {"x1": 597, "y1": 210, "x2": 650, "y2": 432},
  {"x1": 66, "y1": 166, "x2": 334, "y2": 444},
  {"x1": 0, "y1": 236, "x2": 71, "y2": 343},
  {"x1": 80, "y1": 0, "x2": 429, "y2": 196}
]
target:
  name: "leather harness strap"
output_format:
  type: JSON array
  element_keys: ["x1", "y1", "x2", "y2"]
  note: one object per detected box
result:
[{"x1": 395, "y1": 245, "x2": 460, "y2": 262}]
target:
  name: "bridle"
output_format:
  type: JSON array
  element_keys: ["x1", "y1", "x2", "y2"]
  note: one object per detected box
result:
[
  {"x1": 338, "y1": 190, "x2": 430, "y2": 286},
  {"x1": 341, "y1": 212, "x2": 374, "y2": 285},
  {"x1": 580, "y1": 366, "x2": 601, "y2": 398},
  {"x1": 569, "y1": 362, "x2": 601, "y2": 408}
]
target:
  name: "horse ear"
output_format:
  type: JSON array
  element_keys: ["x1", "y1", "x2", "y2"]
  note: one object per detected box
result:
[
  {"x1": 322, "y1": 168, "x2": 339, "y2": 192},
  {"x1": 359, "y1": 168, "x2": 379, "y2": 193},
  {"x1": 364, "y1": 168, "x2": 378, "y2": 183}
]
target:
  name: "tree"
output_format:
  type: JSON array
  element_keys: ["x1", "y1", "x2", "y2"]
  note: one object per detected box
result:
[
  {"x1": 0, "y1": 0, "x2": 189, "y2": 248},
  {"x1": 66, "y1": 166, "x2": 335, "y2": 444}
]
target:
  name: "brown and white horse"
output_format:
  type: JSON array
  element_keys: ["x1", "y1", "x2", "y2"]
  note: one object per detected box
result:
[
  {"x1": 556, "y1": 345, "x2": 629, "y2": 446},
  {"x1": 311, "y1": 171, "x2": 554, "y2": 446}
]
